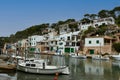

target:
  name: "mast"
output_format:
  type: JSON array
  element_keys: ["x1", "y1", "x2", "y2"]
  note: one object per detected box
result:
[{"x1": 100, "y1": 42, "x2": 101, "y2": 56}]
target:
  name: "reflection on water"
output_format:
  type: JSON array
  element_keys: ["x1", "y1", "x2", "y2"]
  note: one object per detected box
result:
[
  {"x1": 17, "y1": 71, "x2": 69, "y2": 80},
  {"x1": 84, "y1": 60, "x2": 112, "y2": 76},
  {"x1": 0, "y1": 56, "x2": 120, "y2": 80}
]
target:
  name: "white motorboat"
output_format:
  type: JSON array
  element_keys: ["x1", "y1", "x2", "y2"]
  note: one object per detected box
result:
[
  {"x1": 111, "y1": 54, "x2": 120, "y2": 60},
  {"x1": 70, "y1": 53, "x2": 87, "y2": 59},
  {"x1": 17, "y1": 59, "x2": 69, "y2": 75},
  {"x1": 92, "y1": 55, "x2": 109, "y2": 60}
]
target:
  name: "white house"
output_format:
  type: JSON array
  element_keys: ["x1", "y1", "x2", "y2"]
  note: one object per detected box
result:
[
  {"x1": 17, "y1": 39, "x2": 28, "y2": 48},
  {"x1": 93, "y1": 17, "x2": 115, "y2": 27},
  {"x1": 28, "y1": 35, "x2": 44, "y2": 47},
  {"x1": 57, "y1": 31, "x2": 80, "y2": 54},
  {"x1": 84, "y1": 36, "x2": 113, "y2": 55},
  {"x1": 59, "y1": 24, "x2": 71, "y2": 35},
  {"x1": 79, "y1": 17, "x2": 115, "y2": 30},
  {"x1": 85, "y1": 37, "x2": 104, "y2": 47}
]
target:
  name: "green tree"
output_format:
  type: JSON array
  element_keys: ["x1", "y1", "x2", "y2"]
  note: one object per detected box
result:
[
  {"x1": 113, "y1": 6, "x2": 120, "y2": 18},
  {"x1": 112, "y1": 42, "x2": 120, "y2": 53},
  {"x1": 80, "y1": 18, "x2": 91, "y2": 24},
  {"x1": 95, "y1": 24, "x2": 108, "y2": 35},
  {"x1": 116, "y1": 15, "x2": 120, "y2": 27},
  {"x1": 65, "y1": 19, "x2": 75, "y2": 23},
  {"x1": 84, "y1": 26, "x2": 96, "y2": 35},
  {"x1": 98, "y1": 10, "x2": 110, "y2": 18},
  {"x1": 90, "y1": 14, "x2": 97, "y2": 20},
  {"x1": 69, "y1": 22, "x2": 78, "y2": 32},
  {"x1": 84, "y1": 14, "x2": 90, "y2": 19}
]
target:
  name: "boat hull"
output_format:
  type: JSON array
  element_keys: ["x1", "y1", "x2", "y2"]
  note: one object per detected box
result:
[
  {"x1": 92, "y1": 55, "x2": 109, "y2": 60},
  {"x1": 112, "y1": 56, "x2": 120, "y2": 60},
  {"x1": 111, "y1": 54, "x2": 120, "y2": 60},
  {"x1": 71, "y1": 55, "x2": 86, "y2": 59}
]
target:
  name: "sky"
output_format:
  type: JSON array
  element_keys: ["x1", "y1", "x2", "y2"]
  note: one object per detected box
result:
[{"x1": 0, "y1": 0, "x2": 120, "y2": 37}]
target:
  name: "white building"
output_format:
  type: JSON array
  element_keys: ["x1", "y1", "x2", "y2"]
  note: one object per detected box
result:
[
  {"x1": 79, "y1": 17, "x2": 115, "y2": 30},
  {"x1": 17, "y1": 39, "x2": 28, "y2": 48},
  {"x1": 57, "y1": 31, "x2": 80, "y2": 54},
  {"x1": 84, "y1": 36, "x2": 113, "y2": 55},
  {"x1": 59, "y1": 24, "x2": 71, "y2": 35},
  {"x1": 85, "y1": 37, "x2": 104, "y2": 47},
  {"x1": 28, "y1": 35, "x2": 44, "y2": 47}
]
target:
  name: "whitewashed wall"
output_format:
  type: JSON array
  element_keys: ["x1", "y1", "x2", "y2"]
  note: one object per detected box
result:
[{"x1": 85, "y1": 38, "x2": 104, "y2": 47}]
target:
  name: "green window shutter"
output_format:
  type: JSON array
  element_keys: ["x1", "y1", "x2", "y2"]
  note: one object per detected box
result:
[
  {"x1": 65, "y1": 48, "x2": 70, "y2": 53},
  {"x1": 71, "y1": 48, "x2": 74, "y2": 53},
  {"x1": 90, "y1": 50, "x2": 94, "y2": 54}
]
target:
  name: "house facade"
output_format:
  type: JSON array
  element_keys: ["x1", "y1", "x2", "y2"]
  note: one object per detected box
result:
[
  {"x1": 28, "y1": 35, "x2": 44, "y2": 47},
  {"x1": 83, "y1": 36, "x2": 113, "y2": 55},
  {"x1": 58, "y1": 31, "x2": 80, "y2": 54}
]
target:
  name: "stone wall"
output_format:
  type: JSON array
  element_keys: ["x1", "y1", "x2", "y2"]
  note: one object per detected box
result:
[{"x1": 83, "y1": 44, "x2": 112, "y2": 55}]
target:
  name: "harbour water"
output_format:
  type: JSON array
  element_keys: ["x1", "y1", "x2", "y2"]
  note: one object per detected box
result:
[{"x1": 0, "y1": 55, "x2": 120, "y2": 80}]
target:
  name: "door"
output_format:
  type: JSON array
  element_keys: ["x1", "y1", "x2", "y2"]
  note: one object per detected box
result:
[{"x1": 90, "y1": 49, "x2": 94, "y2": 54}]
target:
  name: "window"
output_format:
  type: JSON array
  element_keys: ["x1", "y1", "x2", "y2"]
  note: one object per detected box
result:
[
  {"x1": 30, "y1": 38, "x2": 31, "y2": 41},
  {"x1": 89, "y1": 41, "x2": 91, "y2": 44},
  {"x1": 51, "y1": 41, "x2": 53, "y2": 44},
  {"x1": 59, "y1": 42, "x2": 63, "y2": 45},
  {"x1": 72, "y1": 42, "x2": 75, "y2": 46},
  {"x1": 76, "y1": 42, "x2": 80, "y2": 46},
  {"x1": 96, "y1": 40, "x2": 99, "y2": 44},
  {"x1": 67, "y1": 36, "x2": 70, "y2": 40},
  {"x1": 30, "y1": 43, "x2": 31, "y2": 46},
  {"x1": 72, "y1": 36, "x2": 75, "y2": 40},
  {"x1": 66, "y1": 42, "x2": 69, "y2": 46},
  {"x1": 95, "y1": 24, "x2": 98, "y2": 27},
  {"x1": 102, "y1": 23, "x2": 106, "y2": 26},
  {"x1": 55, "y1": 41, "x2": 57, "y2": 45},
  {"x1": 77, "y1": 36, "x2": 80, "y2": 40}
]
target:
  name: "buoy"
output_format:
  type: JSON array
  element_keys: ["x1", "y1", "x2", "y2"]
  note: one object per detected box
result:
[
  {"x1": 55, "y1": 72, "x2": 59, "y2": 76},
  {"x1": 53, "y1": 72, "x2": 59, "y2": 80},
  {"x1": 54, "y1": 76, "x2": 58, "y2": 80}
]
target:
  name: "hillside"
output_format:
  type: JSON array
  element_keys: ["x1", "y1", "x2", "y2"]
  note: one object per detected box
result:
[{"x1": 0, "y1": 6, "x2": 120, "y2": 48}]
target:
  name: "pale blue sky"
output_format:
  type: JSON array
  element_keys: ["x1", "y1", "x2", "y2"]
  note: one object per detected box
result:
[{"x1": 0, "y1": 0, "x2": 120, "y2": 37}]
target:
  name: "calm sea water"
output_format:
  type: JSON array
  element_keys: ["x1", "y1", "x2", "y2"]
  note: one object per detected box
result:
[{"x1": 0, "y1": 55, "x2": 120, "y2": 80}]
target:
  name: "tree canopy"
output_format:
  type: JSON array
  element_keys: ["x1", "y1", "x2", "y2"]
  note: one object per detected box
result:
[{"x1": 112, "y1": 42, "x2": 120, "y2": 53}]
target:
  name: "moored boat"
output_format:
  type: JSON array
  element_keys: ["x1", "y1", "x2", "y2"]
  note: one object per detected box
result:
[
  {"x1": 111, "y1": 54, "x2": 120, "y2": 60},
  {"x1": 70, "y1": 53, "x2": 87, "y2": 59},
  {"x1": 92, "y1": 55, "x2": 110, "y2": 60},
  {"x1": 0, "y1": 59, "x2": 16, "y2": 70},
  {"x1": 17, "y1": 59, "x2": 69, "y2": 75}
]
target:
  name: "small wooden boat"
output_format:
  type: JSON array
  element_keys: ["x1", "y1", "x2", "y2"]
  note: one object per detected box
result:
[
  {"x1": 17, "y1": 59, "x2": 69, "y2": 75},
  {"x1": 0, "y1": 61, "x2": 16, "y2": 70}
]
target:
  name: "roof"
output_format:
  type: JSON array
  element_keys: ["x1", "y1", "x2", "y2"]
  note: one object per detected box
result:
[
  {"x1": 86, "y1": 35, "x2": 113, "y2": 40},
  {"x1": 115, "y1": 33, "x2": 120, "y2": 36},
  {"x1": 104, "y1": 36, "x2": 113, "y2": 40}
]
